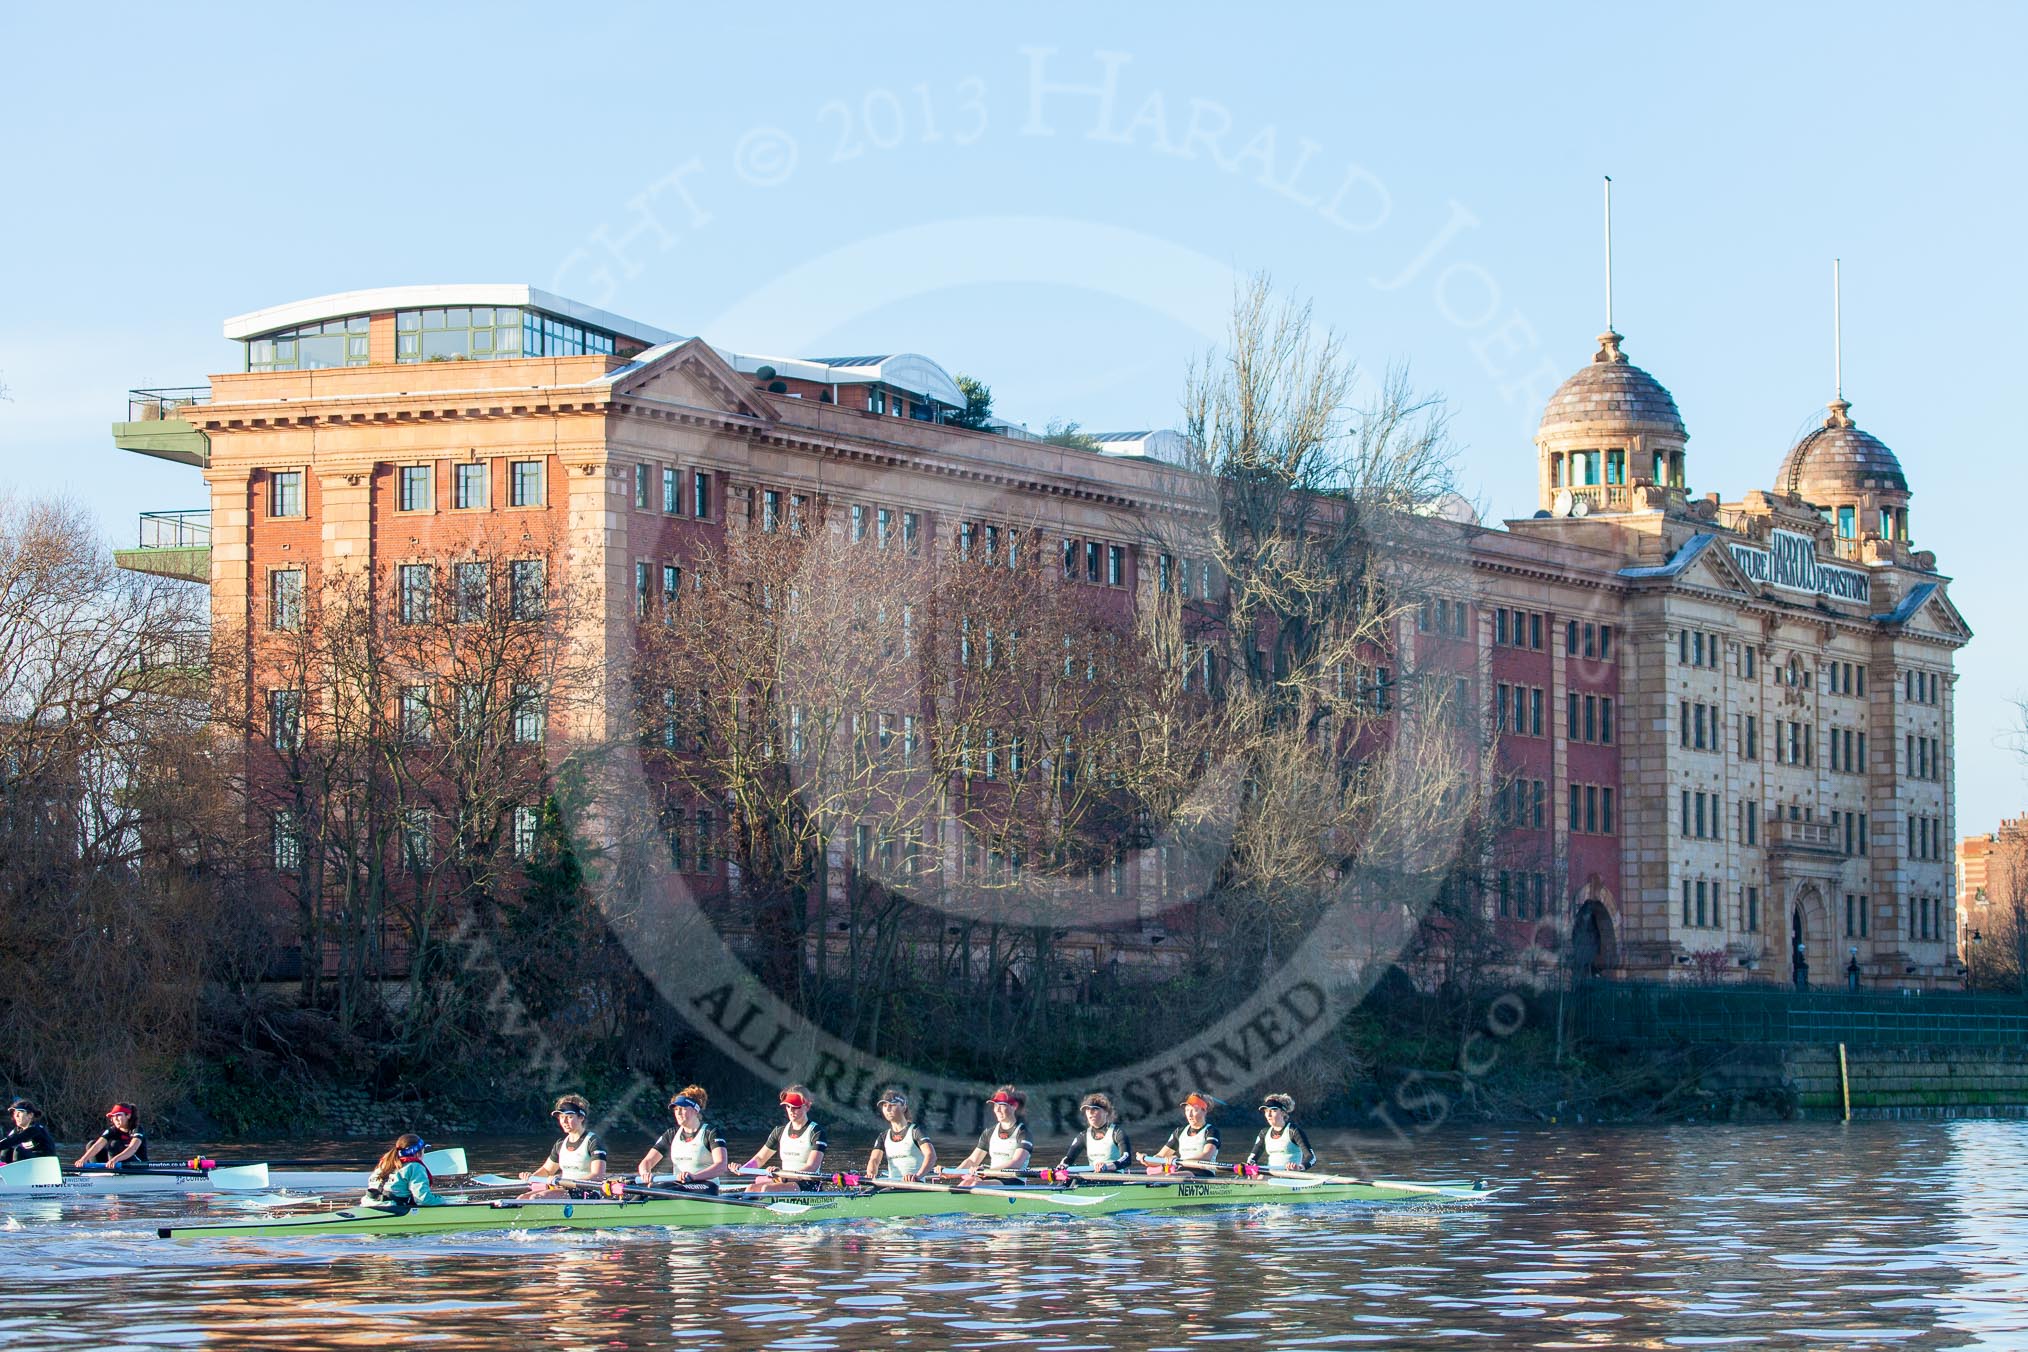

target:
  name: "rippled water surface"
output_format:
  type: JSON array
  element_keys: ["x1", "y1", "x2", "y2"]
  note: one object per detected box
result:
[{"x1": 4, "y1": 1121, "x2": 2026, "y2": 1349}]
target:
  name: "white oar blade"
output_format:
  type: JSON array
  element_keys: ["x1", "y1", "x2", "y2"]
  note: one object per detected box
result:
[
  {"x1": 206, "y1": 1164, "x2": 271, "y2": 1191},
  {"x1": 422, "y1": 1148, "x2": 467, "y2": 1176},
  {"x1": 0, "y1": 1156, "x2": 63, "y2": 1189}
]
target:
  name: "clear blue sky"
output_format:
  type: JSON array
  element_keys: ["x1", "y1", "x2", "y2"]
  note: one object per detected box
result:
[{"x1": 2, "y1": 3, "x2": 2022, "y2": 832}]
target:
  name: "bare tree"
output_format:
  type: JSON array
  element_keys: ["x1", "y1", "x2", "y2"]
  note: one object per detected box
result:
[{"x1": 0, "y1": 497, "x2": 225, "y2": 1123}]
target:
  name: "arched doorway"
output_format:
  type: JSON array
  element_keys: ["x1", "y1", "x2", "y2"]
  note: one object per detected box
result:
[
  {"x1": 1789, "y1": 884, "x2": 1833, "y2": 991},
  {"x1": 1572, "y1": 898, "x2": 1616, "y2": 980}
]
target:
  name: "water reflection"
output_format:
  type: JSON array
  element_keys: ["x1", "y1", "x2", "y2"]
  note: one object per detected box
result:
[{"x1": 1, "y1": 1123, "x2": 2024, "y2": 1348}]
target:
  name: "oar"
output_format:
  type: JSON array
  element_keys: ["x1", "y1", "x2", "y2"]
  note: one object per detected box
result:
[
  {"x1": 1261, "y1": 1168, "x2": 1493, "y2": 1197},
  {"x1": 932, "y1": 1166, "x2": 1069, "y2": 1184},
  {"x1": 257, "y1": 1148, "x2": 468, "y2": 1176},
  {"x1": 861, "y1": 1176, "x2": 1113, "y2": 1206},
  {"x1": 0, "y1": 1156, "x2": 63, "y2": 1189},
  {"x1": 610, "y1": 1182, "x2": 828, "y2": 1215}
]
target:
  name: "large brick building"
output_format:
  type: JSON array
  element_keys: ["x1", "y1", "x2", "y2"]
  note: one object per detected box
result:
[{"x1": 113, "y1": 286, "x2": 1969, "y2": 989}]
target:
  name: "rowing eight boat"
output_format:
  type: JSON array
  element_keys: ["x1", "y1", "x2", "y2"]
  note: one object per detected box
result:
[{"x1": 158, "y1": 1175, "x2": 1492, "y2": 1239}]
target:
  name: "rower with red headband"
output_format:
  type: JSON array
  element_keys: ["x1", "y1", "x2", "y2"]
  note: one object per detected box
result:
[
  {"x1": 636, "y1": 1083, "x2": 730, "y2": 1187},
  {"x1": 744, "y1": 1084, "x2": 827, "y2": 1193},
  {"x1": 952, "y1": 1085, "x2": 1033, "y2": 1185},
  {"x1": 74, "y1": 1102, "x2": 149, "y2": 1168},
  {"x1": 361, "y1": 1133, "x2": 463, "y2": 1208},
  {"x1": 1141, "y1": 1092, "x2": 1221, "y2": 1172},
  {"x1": 520, "y1": 1094, "x2": 608, "y2": 1194}
]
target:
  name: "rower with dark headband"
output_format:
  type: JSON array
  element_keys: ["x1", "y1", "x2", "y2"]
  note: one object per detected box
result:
[
  {"x1": 1058, "y1": 1092, "x2": 1133, "y2": 1174},
  {"x1": 1246, "y1": 1093, "x2": 1317, "y2": 1171},
  {"x1": 953, "y1": 1085, "x2": 1033, "y2": 1185},
  {"x1": 637, "y1": 1084, "x2": 730, "y2": 1187},
  {"x1": 0, "y1": 1100, "x2": 55, "y2": 1164},
  {"x1": 1141, "y1": 1092, "x2": 1220, "y2": 1171},
  {"x1": 866, "y1": 1089, "x2": 937, "y2": 1182},
  {"x1": 520, "y1": 1094, "x2": 608, "y2": 1194},
  {"x1": 745, "y1": 1084, "x2": 827, "y2": 1192}
]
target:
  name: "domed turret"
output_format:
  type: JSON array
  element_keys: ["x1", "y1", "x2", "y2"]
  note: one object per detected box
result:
[
  {"x1": 1535, "y1": 331, "x2": 1689, "y2": 513},
  {"x1": 1777, "y1": 399, "x2": 1910, "y2": 543}
]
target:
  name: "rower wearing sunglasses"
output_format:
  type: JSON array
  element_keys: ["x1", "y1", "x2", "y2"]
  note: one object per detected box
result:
[
  {"x1": 1057, "y1": 1092, "x2": 1133, "y2": 1174},
  {"x1": 1141, "y1": 1092, "x2": 1220, "y2": 1172},
  {"x1": 1246, "y1": 1093, "x2": 1317, "y2": 1171},
  {"x1": 745, "y1": 1084, "x2": 827, "y2": 1193},
  {"x1": 865, "y1": 1089, "x2": 937, "y2": 1182},
  {"x1": 636, "y1": 1084, "x2": 730, "y2": 1187},
  {"x1": 520, "y1": 1094, "x2": 608, "y2": 1195},
  {"x1": 952, "y1": 1085, "x2": 1032, "y2": 1186}
]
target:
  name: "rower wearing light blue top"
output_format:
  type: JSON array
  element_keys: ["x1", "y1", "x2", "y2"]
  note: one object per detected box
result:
[{"x1": 361, "y1": 1134, "x2": 463, "y2": 1208}]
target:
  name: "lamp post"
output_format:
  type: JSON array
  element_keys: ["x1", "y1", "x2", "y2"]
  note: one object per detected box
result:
[{"x1": 1847, "y1": 946, "x2": 1861, "y2": 993}]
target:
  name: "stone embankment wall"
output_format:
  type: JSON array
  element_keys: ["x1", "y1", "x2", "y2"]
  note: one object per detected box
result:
[{"x1": 1785, "y1": 1045, "x2": 2028, "y2": 1119}]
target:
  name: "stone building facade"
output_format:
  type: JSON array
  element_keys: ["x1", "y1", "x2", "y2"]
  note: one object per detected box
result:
[{"x1": 113, "y1": 287, "x2": 1969, "y2": 989}]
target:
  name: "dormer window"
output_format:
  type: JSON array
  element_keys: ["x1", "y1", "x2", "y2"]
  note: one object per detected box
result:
[{"x1": 1837, "y1": 505, "x2": 1856, "y2": 539}]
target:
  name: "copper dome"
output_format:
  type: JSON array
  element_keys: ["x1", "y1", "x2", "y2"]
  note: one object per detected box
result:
[{"x1": 1537, "y1": 331, "x2": 1685, "y2": 441}]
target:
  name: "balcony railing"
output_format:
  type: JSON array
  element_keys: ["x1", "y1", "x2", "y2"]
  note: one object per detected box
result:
[
  {"x1": 1768, "y1": 816, "x2": 1840, "y2": 854},
  {"x1": 136, "y1": 509, "x2": 211, "y2": 548},
  {"x1": 127, "y1": 387, "x2": 211, "y2": 422}
]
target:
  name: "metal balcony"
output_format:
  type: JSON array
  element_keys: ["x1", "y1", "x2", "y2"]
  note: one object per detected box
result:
[
  {"x1": 113, "y1": 387, "x2": 211, "y2": 466},
  {"x1": 114, "y1": 509, "x2": 211, "y2": 584}
]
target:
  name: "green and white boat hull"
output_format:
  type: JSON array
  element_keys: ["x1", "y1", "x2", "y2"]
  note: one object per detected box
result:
[{"x1": 158, "y1": 1176, "x2": 1491, "y2": 1240}]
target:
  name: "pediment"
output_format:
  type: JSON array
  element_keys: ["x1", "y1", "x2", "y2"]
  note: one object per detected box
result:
[
  {"x1": 609, "y1": 338, "x2": 776, "y2": 422},
  {"x1": 1917, "y1": 590, "x2": 1972, "y2": 642}
]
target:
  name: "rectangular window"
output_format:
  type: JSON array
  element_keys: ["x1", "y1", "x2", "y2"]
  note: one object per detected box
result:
[
  {"x1": 272, "y1": 809, "x2": 301, "y2": 872},
  {"x1": 398, "y1": 465, "x2": 433, "y2": 512},
  {"x1": 661, "y1": 564, "x2": 681, "y2": 620},
  {"x1": 1696, "y1": 880, "x2": 1708, "y2": 928},
  {"x1": 447, "y1": 560, "x2": 488, "y2": 623},
  {"x1": 510, "y1": 459, "x2": 544, "y2": 508},
  {"x1": 661, "y1": 467, "x2": 679, "y2": 514},
  {"x1": 1063, "y1": 538, "x2": 1077, "y2": 578},
  {"x1": 1530, "y1": 688, "x2": 1543, "y2": 737},
  {"x1": 877, "y1": 506, "x2": 894, "y2": 548},
  {"x1": 402, "y1": 810, "x2": 434, "y2": 872},
  {"x1": 512, "y1": 805, "x2": 539, "y2": 860},
  {"x1": 1107, "y1": 545, "x2": 1125, "y2": 586},
  {"x1": 1085, "y1": 541, "x2": 1101, "y2": 583},
  {"x1": 1497, "y1": 609, "x2": 1510, "y2": 645},
  {"x1": 1585, "y1": 784, "x2": 1599, "y2": 834},
  {"x1": 762, "y1": 489, "x2": 782, "y2": 533},
  {"x1": 852, "y1": 503, "x2": 869, "y2": 543},
  {"x1": 1682, "y1": 789, "x2": 1692, "y2": 838},
  {"x1": 454, "y1": 683, "x2": 484, "y2": 741},
  {"x1": 512, "y1": 684, "x2": 545, "y2": 744},
  {"x1": 268, "y1": 688, "x2": 303, "y2": 752},
  {"x1": 510, "y1": 559, "x2": 545, "y2": 620},
  {"x1": 635, "y1": 561, "x2": 651, "y2": 618},
  {"x1": 1747, "y1": 885, "x2": 1760, "y2": 932},
  {"x1": 1683, "y1": 880, "x2": 1692, "y2": 927},
  {"x1": 903, "y1": 511, "x2": 920, "y2": 553},
  {"x1": 1531, "y1": 613, "x2": 1544, "y2": 651},
  {"x1": 1601, "y1": 787, "x2": 1615, "y2": 834},
  {"x1": 634, "y1": 464, "x2": 652, "y2": 510},
  {"x1": 270, "y1": 470, "x2": 304, "y2": 518},
  {"x1": 269, "y1": 568, "x2": 304, "y2": 632},
  {"x1": 452, "y1": 462, "x2": 488, "y2": 510},
  {"x1": 400, "y1": 684, "x2": 431, "y2": 743},
  {"x1": 398, "y1": 563, "x2": 432, "y2": 624},
  {"x1": 1693, "y1": 703, "x2": 1707, "y2": 750},
  {"x1": 692, "y1": 471, "x2": 711, "y2": 519},
  {"x1": 1680, "y1": 700, "x2": 1691, "y2": 749}
]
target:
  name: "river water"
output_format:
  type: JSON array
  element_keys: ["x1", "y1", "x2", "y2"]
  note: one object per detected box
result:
[{"x1": 3, "y1": 1119, "x2": 2025, "y2": 1349}]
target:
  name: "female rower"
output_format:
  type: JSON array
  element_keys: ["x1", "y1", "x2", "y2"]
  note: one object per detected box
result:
[
  {"x1": 0, "y1": 1100, "x2": 56, "y2": 1163},
  {"x1": 1142, "y1": 1092, "x2": 1220, "y2": 1172},
  {"x1": 1058, "y1": 1092, "x2": 1133, "y2": 1174},
  {"x1": 521, "y1": 1094, "x2": 607, "y2": 1194},
  {"x1": 865, "y1": 1089, "x2": 936, "y2": 1182},
  {"x1": 745, "y1": 1084, "x2": 827, "y2": 1193},
  {"x1": 75, "y1": 1103, "x2": 149, "y2": 1168},
  {"x1": 1246, "y1": 1093, "x2": 1317, "y2": 1172},
  {"x1": 361, "y1": 1134, "x2": 463, "y2": 1208},
  {"x1": 636, "y1": 1085, "x2": 730, "y2": 1187},
  {"x1": 953, "y1": 1085, "x2": 1032, "y2": 1185}
]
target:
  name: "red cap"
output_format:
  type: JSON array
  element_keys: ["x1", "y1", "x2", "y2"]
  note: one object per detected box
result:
[
  {"x1": 987, "y1": 1090, "x2": 1024, "y2": 1107},
  {"x1": 1180, "y1": 1093, "x2": 1212, "y2": 1111},
  {"x1": 106, "y1": 1103, "x2": 137, "y2": 1119},
  {"x1": 779, "y1": 1091, "x2": 810, "y2": 1108}
]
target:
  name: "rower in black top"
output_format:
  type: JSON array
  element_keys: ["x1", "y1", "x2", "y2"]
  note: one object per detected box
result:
[
  {"x1": 76, "y1": 1102, "x2": 149, "y2": 1168},
  {"x1": 1245, "y1": 1093, "x2": 1317, "y2": 1171},
  {"x1": 1, "y1": 1099, "x2": 57, "y2": 1163},
  {"x1": 1058, "y1": 1092, "x2": 1134, "y2": 1173}
]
